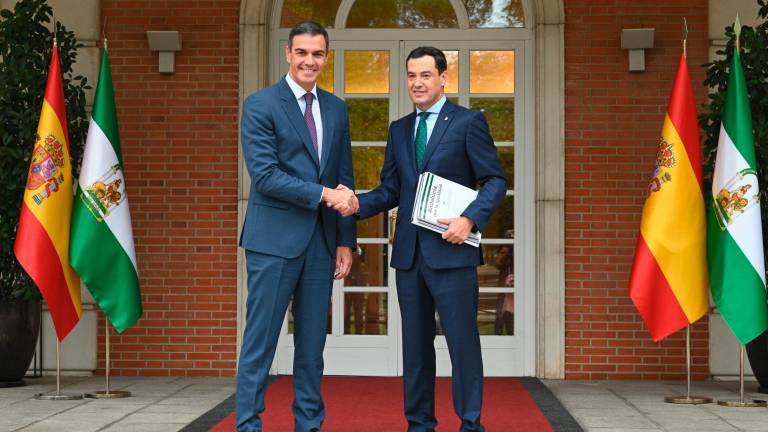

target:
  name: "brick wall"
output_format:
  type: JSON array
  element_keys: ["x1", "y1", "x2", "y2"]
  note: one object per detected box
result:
[
  {"x1": 564, "y1": 1, "x2": 710, "y2": 379},
  {"x1": 99, "y1": 0, "x2": 240, "y2": 377},
  {"x1": 93, "y1": 0, "x2": 714, "y2": 379}
]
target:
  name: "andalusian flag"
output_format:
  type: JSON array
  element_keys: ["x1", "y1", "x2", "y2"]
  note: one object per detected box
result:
[
  {"x1": 707, "y1": 40, "x2": 768, "y2": 345},
  {"x1": 14, "y1": 45, "x2": 81, "y2": 341},
  {"x1": 628, "y1": 52, "x2": 709, "y2": 341},
  {"x1": 70, "y1": 48, "x2": 142, "y2": 333}
]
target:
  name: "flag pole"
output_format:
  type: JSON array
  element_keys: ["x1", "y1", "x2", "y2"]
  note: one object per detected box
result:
[
  {"x1": 717, "y1": 345, "x2": 766, "y2": 407},
  {"x1": 682, "y1": 17, "x2": 688, "y2": 58},
  {"x1": 85, "y1": 314, "x2": 131, "y2": 398},
  {"x1": 664, "y1": 325, "x2": 712, "y2": 404},
  {"x1": 82, "y1": 33, "x2": 130, "y2": 401},
  {"x1": 34, "y1": 338, "x2": 82, "y2": 400},
  {"x1": 661, "y1": 22, "x2": 712, "y2": 405}
]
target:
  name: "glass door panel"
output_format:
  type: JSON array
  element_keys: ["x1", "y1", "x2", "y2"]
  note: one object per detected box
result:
[
  {"x1": 317, "y1": 49, "x2": 335, "y2": 92},
  {"x1": 469, "y1": 50, "x2": 515, "y2": 93},
  {"x1": 344, "y1": 292, "x2": 388, "y2": 335}
]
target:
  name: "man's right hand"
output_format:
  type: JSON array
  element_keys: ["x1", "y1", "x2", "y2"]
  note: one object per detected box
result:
[{"x1": 322, "y1": 186, "x2": 358, "y2": 216}]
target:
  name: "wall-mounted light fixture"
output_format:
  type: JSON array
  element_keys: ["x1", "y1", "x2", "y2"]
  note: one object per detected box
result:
[
  {"x1": 621, "y1": 28, "x2": 654, "y2": 72},
  {"x1": 146, "y1": 31, "x2": 182, "y2": 74}
]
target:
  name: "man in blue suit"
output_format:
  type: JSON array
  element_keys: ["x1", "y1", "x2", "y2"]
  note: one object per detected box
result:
[
  {"x1": 347, "y1": 47, "x2": 506, "y2": 431},
  {"x1": 237, "y1": 22, "x2": 358, "y2": 432}
]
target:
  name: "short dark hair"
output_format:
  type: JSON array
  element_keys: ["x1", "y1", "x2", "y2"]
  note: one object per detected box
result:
[
  {"x1": 406, "y1": 46, "x2": 447, "y2": 74},
  {"x1": 288, "y1": 21, "x2": 329, "y2": 51}
]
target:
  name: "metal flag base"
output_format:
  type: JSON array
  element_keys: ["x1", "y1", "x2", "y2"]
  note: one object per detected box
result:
[
  {"x1": 664, "y1": 326, "x2": 713, "y2": 404},
  {"x1": 33, "y1": 338, "x2": 82, "y2": 401},
  {"x1": 84, "y1": 319, "x2": 131, "y2": 399},
  {"x1": 717, "y1": 398, "x2": 767, "y2": 407},
  {"x1": 34, "y1": 393, "x2": 83, "y2": 401},
  {"x1": 84, "y1": 390, "x2": 131, "y2": 399},
  {"x1": 664, "y1": 395, "x2": 713, "y2": 404},
  {"x1": 716, "y1": 344, "x2": 765, "y2": 408}
]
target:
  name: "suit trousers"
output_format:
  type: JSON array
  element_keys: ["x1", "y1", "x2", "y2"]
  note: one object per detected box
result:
[
  {"x1": 396, "y1": 248, "x2": 485, "y2": 432},
  {"x1": 236, "y1": 220, "x2": 334, "y2": 432}
]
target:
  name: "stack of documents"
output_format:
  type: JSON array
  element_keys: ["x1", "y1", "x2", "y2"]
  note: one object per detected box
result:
[{"x1": 411, "y1": 172, "x2": 481, "y2": 247}]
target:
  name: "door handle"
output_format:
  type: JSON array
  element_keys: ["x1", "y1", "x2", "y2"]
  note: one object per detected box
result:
[{"x1": 388, "y1": 210, "x2": 397, "y2": 245}]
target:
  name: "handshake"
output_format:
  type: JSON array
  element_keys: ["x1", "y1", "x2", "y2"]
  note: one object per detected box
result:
[{"x1": 322, "y1": 184, "x2": 358, "y2": 216}]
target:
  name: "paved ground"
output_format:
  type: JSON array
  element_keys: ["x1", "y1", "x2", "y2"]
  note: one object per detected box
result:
[
  {"x1": 0, "y1": 376, "x2": 235, "y2": 432},
  {"x1": 2, "y1": 376, "x2": 768, "y2": 431},
  {"x1": 546, "y1": 379, "x2": 768, "y2": 432}
]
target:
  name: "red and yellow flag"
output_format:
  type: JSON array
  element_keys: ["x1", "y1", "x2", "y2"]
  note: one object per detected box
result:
[
  {"x1": 628, "y1": 53, "x2": 709, "y2": 341},
  {"x1": 14, "y1": 45, "x2": 81, "y2": 341}
]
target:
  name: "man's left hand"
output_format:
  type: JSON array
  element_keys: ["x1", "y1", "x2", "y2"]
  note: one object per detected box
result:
[
  {"x1": 436, "y1": 216, "x2": 474, "y2": 245},
  {"x1": 335, "y1": 246, "x2": 353, "y2": 280}
]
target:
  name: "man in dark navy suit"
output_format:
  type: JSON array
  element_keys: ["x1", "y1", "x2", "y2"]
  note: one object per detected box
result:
[
  {"x1": 347, "y1": 47, "x2": 506, "y2": 432},
  {"x1": 237, "y1": 21, "x2": 358, "y2": 432}
]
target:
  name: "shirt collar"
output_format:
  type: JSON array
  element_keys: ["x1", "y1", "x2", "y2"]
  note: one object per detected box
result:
[
  {"x1": 415, "y1": 95, "x2": 447, "y2": 116},
  {"x1": 285, "y1": 73, "x2": 318, "y2": 101}
]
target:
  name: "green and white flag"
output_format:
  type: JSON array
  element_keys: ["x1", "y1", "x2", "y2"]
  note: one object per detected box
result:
[
  {"x1": 70, "y1": 48, "x2": 142, "y2": 332},
  {"x1": 708, "y1": 44, "x2": 768, "y2": 345}
]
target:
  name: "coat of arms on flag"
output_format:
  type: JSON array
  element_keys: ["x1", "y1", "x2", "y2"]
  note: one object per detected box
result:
[
  {"x1": 79, "y1": 164, "x2": 126, "y2": 221},
  {"x1": 27, "y1": 133, "x2": 66, "y2": 204},
  {"x1": 648, "y1": 137, "x2": 676, "y2": 193},
  {"x1": 713, "y1": 168, "x2": 759, "y2": 230}
]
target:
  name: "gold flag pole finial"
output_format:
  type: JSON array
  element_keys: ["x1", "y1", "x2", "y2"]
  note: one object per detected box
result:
[
  {"x1": 682, "y1": 17, "x2": 689, "y2": 57},
  {"x1": 735, "y1": 14, "x2": 742, "y2": 52},
  {"x1": 52, "y1": 12, "x2": 57, "y2": 48},
  {"x1": 102, "y1": 16, "x2": 108, "y2": 50}
]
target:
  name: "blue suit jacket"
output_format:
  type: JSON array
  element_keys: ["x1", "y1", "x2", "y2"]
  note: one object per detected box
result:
[
  {"x1": 358, "y1": 100, "x2": 507, "y2": 270},
  {"x1": 239, "y1": 79, "x2": 356, "y2": 258}
]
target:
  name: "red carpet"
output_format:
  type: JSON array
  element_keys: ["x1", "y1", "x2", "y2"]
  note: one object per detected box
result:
[{"x1": 210, "y1": 377, "x2": 555, "y2": 431}]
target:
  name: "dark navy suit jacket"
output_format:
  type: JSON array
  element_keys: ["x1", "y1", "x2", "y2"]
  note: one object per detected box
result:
[
  {"x1": 358, "y1": 100, "x2": 506, "y2": 270},
  {"x1": 239, "y1": 78, "x2": 356, "y2": 258}
]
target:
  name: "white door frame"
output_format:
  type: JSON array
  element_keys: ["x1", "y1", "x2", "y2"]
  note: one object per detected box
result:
[{"x1": 268, "y1": 29, "x2": 535, "y2": 376}]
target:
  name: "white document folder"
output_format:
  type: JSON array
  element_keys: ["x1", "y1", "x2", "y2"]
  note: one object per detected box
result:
[{"x1": 411, "y1": 172, "x2": 481, "y2": 247}]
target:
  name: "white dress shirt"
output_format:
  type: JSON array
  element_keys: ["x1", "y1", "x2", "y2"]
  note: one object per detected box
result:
[
  {"x1": 414, "y1": 95, "x2": 447, "y2": 143},
  {"x1": 285, "y1": 73, "x2": 324, "y2": 162}
]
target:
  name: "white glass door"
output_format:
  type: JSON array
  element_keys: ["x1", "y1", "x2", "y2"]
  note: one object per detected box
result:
[{"x1": 270, "y1": 38, "x2": 532, "y2": 377}]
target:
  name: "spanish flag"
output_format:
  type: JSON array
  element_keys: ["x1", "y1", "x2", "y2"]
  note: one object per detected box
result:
[
  {"x1": 14, "y1": 44, "x2": 81, "y2": 341},
  {"x1": 628, "y1": 52, "x2": 709, "y2": 341}
]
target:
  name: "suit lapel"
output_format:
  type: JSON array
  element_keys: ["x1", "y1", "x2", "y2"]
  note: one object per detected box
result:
[
  {"x1": 420, "y1": 101, "x2": 456, "y2": 171},
  {"x1": 279, "y1": 79, "x2": 320, "y2": 169},
  {"x1": 318, "y1": 90, "x2": 334, "y2": 176},
  {"x1": 402, "y1": 112, "x2": 418, "y2": 174}
]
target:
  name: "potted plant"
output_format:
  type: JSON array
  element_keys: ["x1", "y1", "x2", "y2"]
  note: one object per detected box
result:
[
  {"x1": 0, "y1": 0, "x2": 89, "y2": 386},
  {"x1": 701, "y1": 0, "x2": 768, "y2": 391}
]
